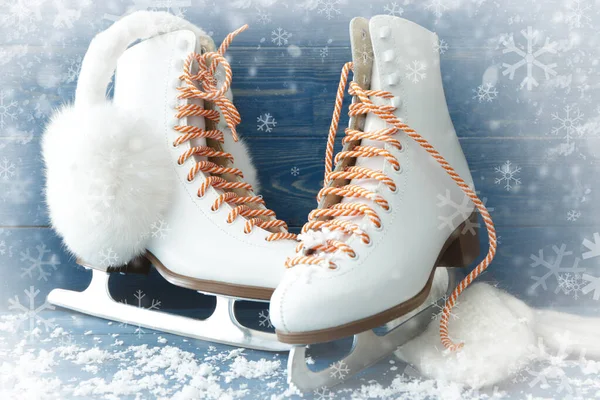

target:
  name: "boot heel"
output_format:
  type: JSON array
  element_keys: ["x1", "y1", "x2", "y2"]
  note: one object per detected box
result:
[
  {"x1": 438, "y1": 212, "x2": 480, "y2": 268},
  {"x1": 77, "y1": 254, "x2": 152, "y2": 275}
]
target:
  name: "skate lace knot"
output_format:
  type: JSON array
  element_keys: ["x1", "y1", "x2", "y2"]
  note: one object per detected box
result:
[
  {"x1": 286, "y1": 62, "x2": 497, "y2": 351},
  {"x1": 173, "y1": 25, "x2": 295, "y2": 242}
]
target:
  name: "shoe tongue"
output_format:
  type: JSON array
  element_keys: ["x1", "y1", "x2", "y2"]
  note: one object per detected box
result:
[
  {"x1": 113, "y1": 30, "x2": 208, "y2": 149},
  {"x1": 337, "y1": 19, "x2": 389, "y2": 210}
]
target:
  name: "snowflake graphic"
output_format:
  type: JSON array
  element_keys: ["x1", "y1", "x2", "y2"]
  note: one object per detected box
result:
[
  {"x1": 581, "y1": 274, "x2": 600, "y2": 300},
  {"x1": 98, "y1": 247, "x2": 120, "y2": 268},
  {"x1": 355, "y1": 42, "x2": 374, "y2": 67},
  {"x1": 0, "y1": 90, "x2": 18, "y2": 129},
  {"x1": 271, "y1": 27, "x2": 292, "y2": 46},
  {"x1": 314, "y1": 387, "x2": 334, "y2": 399},
  {"x1": 501, "y1": 26, "x2": 558, "y2": 91},
  {"x1": 64, "y1": 56, "x2": 82, "y2": 84},
  {"x1": 8, "y1": 286, "x2": 55, "y2": 342},
  {"x1": 565, "y1": 0, "x2": 592, "y2": 29},
  {"x1": 150, "y1": 219, "x2": 171, "y2": 239},
  {"x1": 290, "y1": 167, "x2": 300, "y2": 176},
  {"x1": 0, "y1": 240, "x2": 6, "y2": 256},
  {"x1": 58, "y1": 332, "x2": 77, "y2": 347},
  {"x1": 258, "y1": 310, "x2": 273, "y2": 328},
  {"x1": 317, "y1": 0, "x2": 341, "y2": 20},
  {"x1": 582, "y1": 232, "x2": 600, "y2": 259},
  {"x1": 473, "y1": 83, "x2": 498, "y2": 103},
  {"x1": 425, "y1": 0, "x2": 450, "y2": 18},
  {"x1": 433, "y1": 37, "x2": 448, "y2": 54},
  {"x1": 530, "y1": 244, "x2": 585, "y2": 292},
  {"x1": 566, "y1": 210, "x2": 581, "y2": 222},
  {"x1": 436, "y1": 189, "x2": 494, "y2": 235},
  {"x1": 557, "y1": 273, "x2": 584, "y2": 299},
  {"x1": 320, "y1": 46, "x2": 329, "y2": 60},
  {"x1": 494, "y1": 160, "x2": 521, "y2": 191},
  {"x1": 255, "y1": 8, "x2": 271, "y2": 25},
  {"x1": 432, "y1": 295, "x2": 460, "y2": 320},
  {"x1": 20, "y1": 244, "x2": 60, "y2": 281},
  {"x1": 329, "y1": 360, "x2": 350, "y2": 380},
  {"x1": 551, "y1": 105, "x2": 584, "y2": 146},
  {"x1": 405, "y1": 60, "x2": 427, "y2": 83},
  {"x1": 257, "y1": 113, "x2": 277, "y2": 132},
  {"x1": 384, "y1": 2, "x2": 404, "y2": 16},
  {"x1": 0, "y1": 157, "x2": 16, "y2": 181},
  {"x1": 104, "y1": 0, "x2": 190, "y2": 22},
  {"x1": 52, "y1": 1, "x2": 81, "y2": 29},
  {"x1": 121, "y1": 290, "x2": 161, "y2": 338},
  {"x1": 527, "y1": 335, "x2": 579, "y2": 395}
]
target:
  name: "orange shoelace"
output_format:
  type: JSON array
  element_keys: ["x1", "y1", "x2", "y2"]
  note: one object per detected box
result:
[
  {"x1": 174, "y1": 25, "x2": 295, "y2": 242},
  {"x1": 286, "y1": 62, "x2": 497, "y2": 350}
]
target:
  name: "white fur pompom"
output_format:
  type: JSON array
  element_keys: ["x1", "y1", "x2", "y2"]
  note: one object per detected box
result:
[{"x1": 42, "y1": 103, "x2": 173, "y2": 267}]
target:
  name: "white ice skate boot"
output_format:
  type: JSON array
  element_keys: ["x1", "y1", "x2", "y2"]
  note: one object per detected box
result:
[
  {"x1": 42, "y1": 11, "x2": 296, "y2": 351},
  {"x1": 270, "y1": 16, "x2": 497, "y2": 387}
]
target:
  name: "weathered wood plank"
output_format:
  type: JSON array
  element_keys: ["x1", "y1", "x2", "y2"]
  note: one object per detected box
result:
[
  {"x1": 2, "y1": 227, "x2": 599, "y2": 314},
  {"x1": 0, "y1": 138, "x2": 598, "y2": 227}
]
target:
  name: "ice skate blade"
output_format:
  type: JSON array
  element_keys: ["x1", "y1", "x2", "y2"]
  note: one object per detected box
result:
[
  {"x1": 287, "y1": 269, "x2": 455, "y2": 391},
  {"x1": 47, "y1": 270, "x2": 292, "y2": 352}
]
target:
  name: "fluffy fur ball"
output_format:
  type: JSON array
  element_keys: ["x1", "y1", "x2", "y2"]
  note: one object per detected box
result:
[{"x1": 42, "y1": 103, "x2": 173, "y2": 267}]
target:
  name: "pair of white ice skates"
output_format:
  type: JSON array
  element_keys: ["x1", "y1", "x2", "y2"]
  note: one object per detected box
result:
[{"x1": 42, "y1": 11, "x2": 496, "y2": 389}]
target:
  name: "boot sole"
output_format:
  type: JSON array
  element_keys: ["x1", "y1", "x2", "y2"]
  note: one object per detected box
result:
[
  {"x1": 78, "y1": 253, "x2": 274, "y2": 301},
  {"x1": 275, "y1": 210, "x2": 480, "y2": 344}
]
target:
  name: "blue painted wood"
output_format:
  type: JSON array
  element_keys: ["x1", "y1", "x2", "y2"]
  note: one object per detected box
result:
[{"x1": 2, "y1": 225, "x2": 600, "y2": 314}]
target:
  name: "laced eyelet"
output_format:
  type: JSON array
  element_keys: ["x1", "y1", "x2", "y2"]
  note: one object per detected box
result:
[
  {"x1": 328, "y1": 264, "x2": 340, "y2": 271},
  {"x1": 390, "y1": 184, "x2": 399, "y2": 194},
  {"x1": 373, "y1": 222, "x2": 384, "y2": 232},
  {"x1": 382, "y1": 204, "x2": 393, "y2": 214},
  {"x1": 209, "y1": 205, "x2": 219, "y2": 213},
  {"x1": 349, "y1": 252, "x2": 359, "y2": 261},
  {"x1": 363, "y1": 237, "x2": 373, "y2": 247},
  {"x1": 393, "y1": 164, "x2": 403, "y2": 174}
]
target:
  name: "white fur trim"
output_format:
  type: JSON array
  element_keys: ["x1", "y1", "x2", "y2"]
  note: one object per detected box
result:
[
  {"x1": 43, "y1": 103, "x2": 173, "y2": 266},
  {"x1": 76, "y1": 11, "x2": 207, "y2": 107}
]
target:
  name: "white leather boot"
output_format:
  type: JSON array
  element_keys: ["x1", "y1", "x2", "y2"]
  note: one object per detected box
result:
[
  {"x1": 271, "y1": 15, "x2": 497, "y2": 386},
  {"x1": 42, "y1": 11, "x2": 296, "y2": 351}
]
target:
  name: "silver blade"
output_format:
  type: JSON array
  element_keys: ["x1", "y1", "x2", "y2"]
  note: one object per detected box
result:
[
  {"x1": 287, "y1": 268, "x2": 455, "y2": 390},
  {"x1": 47, "y1": 269, "x2": 291, "y2": 352}
]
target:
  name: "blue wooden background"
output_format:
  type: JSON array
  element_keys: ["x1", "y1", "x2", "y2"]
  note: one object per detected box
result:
[{"x1": 1, "y1": 0, "x2": 599, "y2": 322}]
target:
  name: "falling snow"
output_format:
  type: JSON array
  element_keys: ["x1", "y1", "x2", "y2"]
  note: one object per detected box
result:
[
  {"x1": 582, "y1": 232, "x2": 600, "y2": 259},
  {"x1": 150, "y1": 219, "x2": 171, "y2": 239},
  {"x1": 501, "y1": 26, "x2": 558, "y2": 91},
  {"x1": 530, "y1": 244, "x2": 585, "y2": 292},
  {"x1": 565, "y1": 0, "x2": 592, "y2": 29},
  {"x1": 257, "y1": 310, "x2": 273, "y2": 328},
  {"x1": 405, "y1": 60, "x2": 427, "y2": 83},
  {"x1": 121, "y1": 290, "x2": 161, "y2": 338},
  {"x1": 317, "y1": 0, "x2": 341, "y2": 20},
  {"x1": 98, "y1": 247, "x2": 119, "y2": 268},
  {"x1": 329, "y1": 360, "x2": 350, "y2": 380},
  {"x1": 551, "y1": 105, "x2": 584, "y2": 145},
  {"x1": 566, "y1": 209, "x2": 581, "y2": 221},
  {"x1": 384, "y1": 2, "x2": 404, "y2": 17},
  {"x1": 473, "y1": 83, "x2": 498, "y2": 103},
  {"x1": 271, "y1": 27, "x2": 292, "y2": 46},
  {"x1": 8, "y1": 286, "x2": 55, "y2": 341},
  {"x1": 20, "y1": 243, "x2": 60, "y2": 281},
  {"x1": 257, "y1": 113, "x2": 277, "y2": 132},
  {"x1": 0, "y1": 157, "x2": 16, "y2": 181},
  {"x1": 494, "y1": 160, "x2": 521, "y2": 191},
  {"x1": 0, "y1": 90, "x2": 17, "y2": 129},
  {"x1": 433, "y1": 37, "x2": 448, "y2": 54},
  {"x1": 581, "y1": 274, "x2": 600, "y2": 300},
  {"x1": 425, "y1": 0, "x2": 450, "y2": 18}
]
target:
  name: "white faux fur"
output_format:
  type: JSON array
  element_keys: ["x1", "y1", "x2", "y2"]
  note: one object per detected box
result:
[
  {"x1": 395, "y1": 282, "x2": 600, "y2": 388},
  {"x1": 43, "y1": 10, "x2": 260, "y2": 266},
  {"x1": 43, "y1": 103, "x2": 172, "y2": 266}
]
